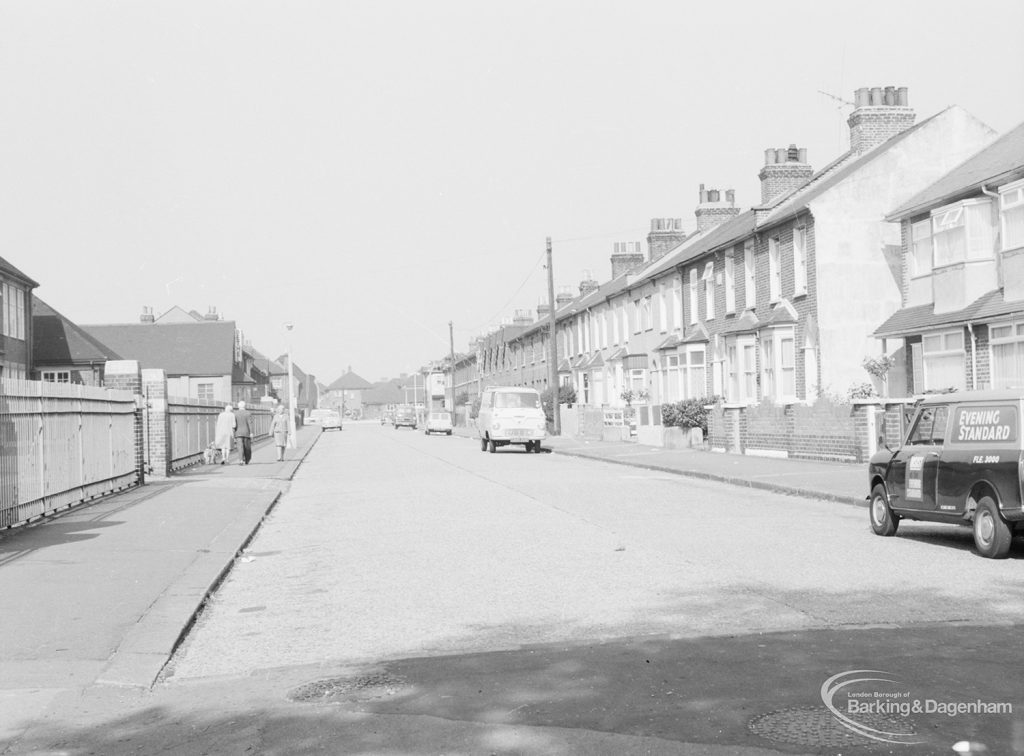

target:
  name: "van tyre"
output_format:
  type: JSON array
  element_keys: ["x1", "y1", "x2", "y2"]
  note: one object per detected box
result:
[
  {"x1": 973, "y1": 496, "x2": 1012, "y2": 559},
  {"x1": 487, "y1": 438, "x2": 496, "y2": 454},
  {"x1": 869, "y1": 484, "x2": 898, "y2": 536},
  {"x1": 480, "y1": 437, "x2": 487, "y2": 452}
]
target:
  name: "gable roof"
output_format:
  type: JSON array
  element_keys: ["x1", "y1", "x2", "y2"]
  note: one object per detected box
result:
[
  {"x1": 80, "y1": 320, "x2": 237, "y2": 376},
  {"x1": 755, "y1": 109, "x2": 955, "y2": 229},
  {"x1": 33, "y1": 298, "x2": 122, "y2": 365},
  {"x1": 886, "y1": 120, "x2": 1024, "y2": 220},
  {"x1": 0, "y1": 256, "x2": 39, "y2": 288},
  {"x1": 155, "y1": 305, "x2": 205, "y2": 323},
  {"x1": 327, "y1": 370, "x2": 373, "y2": 391},
  {"x1": 361, "y1": 380, "x2": 405, "y2": 406}
]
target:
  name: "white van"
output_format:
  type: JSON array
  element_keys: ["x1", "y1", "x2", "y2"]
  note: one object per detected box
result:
[{"x1": 476, "y1": 386, "x2": 546, "y2": 454}]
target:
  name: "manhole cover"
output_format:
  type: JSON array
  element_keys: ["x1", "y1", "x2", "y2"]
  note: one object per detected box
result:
[
  {"x1": 749, "y1": 705, "x2": 916, "y2": 747},
  {"x1": 288, "y1": 673, "x2": 410, "y2": 703}
]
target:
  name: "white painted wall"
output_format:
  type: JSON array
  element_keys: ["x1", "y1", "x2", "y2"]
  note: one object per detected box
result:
[{"x1": 811, "y1": 106, "x2": 996, "y2": 395}]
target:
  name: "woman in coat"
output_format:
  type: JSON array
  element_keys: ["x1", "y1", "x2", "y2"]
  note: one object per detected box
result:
[
  {"x1": 214, "y1": 404, "x2": 236, "y2": 465},
  {"x1": 269, "y1": 405, "x2": 290, "y2": 462}
]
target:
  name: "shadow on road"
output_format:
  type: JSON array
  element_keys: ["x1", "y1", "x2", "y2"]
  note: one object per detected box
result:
[{"x1": 10, "y1": 623, "x2": 1023, "y2": 755}]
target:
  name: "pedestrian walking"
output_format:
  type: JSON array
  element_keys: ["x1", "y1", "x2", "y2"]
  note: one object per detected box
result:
[
  {"x1": 234, "y1": 400, "x2": 254, "y2": 465},
  {"x1": 269, "y1": 405, "x2": 289, "y2": 462},
  {"x1": 215, "y1": 403, "x2": 236, "y2": 465}
]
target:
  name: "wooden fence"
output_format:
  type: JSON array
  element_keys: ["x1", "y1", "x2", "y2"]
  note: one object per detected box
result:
[
  {"x1": 0, "y1": 379, "x2": 139, "y2": 528},
  {"x1": 167, "y1": 398, "x2": 271, "y2": 471}
]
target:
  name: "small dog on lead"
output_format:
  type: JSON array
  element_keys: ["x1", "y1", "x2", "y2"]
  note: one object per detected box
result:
[{"x1": 203, "y1": 443, "x2": 222, "y2": 465}]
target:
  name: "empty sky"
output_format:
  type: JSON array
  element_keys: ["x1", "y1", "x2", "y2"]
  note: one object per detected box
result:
[{"x1": 2, "y1": 0, "x2": 1023, "y2": 384}]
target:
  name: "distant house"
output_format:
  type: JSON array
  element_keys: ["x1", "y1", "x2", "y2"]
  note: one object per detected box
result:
[
  {"x1": 0, "y1": 256, "x2": 38, "y2": 380},
  {"x1": 273, "y1": 355, "x2": 317, "y2": 416},
  {"x1": 877, "y1": 120, "x2": 1024, "y2": 393},
  {"x1": 360, "y1": 379, "x2": 407, "y2": 420},
  {"x1": 323, "y1": 368, "x2": 373, "y2": 417},
  {"x1": 82, "y1": 312, "x2": 238, "y2": 402},
  {"x1": 32, "y1": 298, "x2": 122, "y2": 385}
]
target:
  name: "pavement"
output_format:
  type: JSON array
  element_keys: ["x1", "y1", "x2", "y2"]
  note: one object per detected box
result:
[
  {"x1": 455, "y1": 425, "x2": 867, "y2": 507},
  {"x1": 0, "y1": 426, "x2": 323, "y2": 748},
  {"x1": 0, "y1": 421, "x2": 871, "y2": 752}
]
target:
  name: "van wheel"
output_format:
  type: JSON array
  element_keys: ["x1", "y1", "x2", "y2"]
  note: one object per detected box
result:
[
  {"x1": 533, "y1": 441, "x2": 542, "y2": 453},
  {"x1": 487, "y1": 438, "x2": 496, "y2": 454},
  {"x1": 973, "y1": 496, "x2": 1012, "y2": 559},
  {"x1": 869, "y1": 484, "x2": 898, "y2": 536},
  {"x1": 480, "y1": 437, "x2": 487, "y2": 452}
]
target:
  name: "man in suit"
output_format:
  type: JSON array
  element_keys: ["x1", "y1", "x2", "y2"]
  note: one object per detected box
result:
[{"x1": 234, "y1": 400, "x2": 254, "y2": 465}]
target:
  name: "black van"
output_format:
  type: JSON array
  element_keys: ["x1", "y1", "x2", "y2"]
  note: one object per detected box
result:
[{"x1": 867, "y1": 390, "x2": 1024, "y2": 558}]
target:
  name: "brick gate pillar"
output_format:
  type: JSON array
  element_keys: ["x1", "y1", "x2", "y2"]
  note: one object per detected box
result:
[
  {"x1": 142, "y1": 369, "x2": 170, "y2": 478},
  {"x1": 104, "y1": 360, "x2": 145, "y2": 483}
]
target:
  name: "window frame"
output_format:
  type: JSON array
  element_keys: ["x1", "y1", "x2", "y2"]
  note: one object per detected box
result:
[
  {"x1": 1000, "y1": 178, "x2": 1024, "y2": 252},
  {"x1": 921, "y1": 328, "x2": 967, "y2": 392},
  {"x1": 702, "y1": 262, "x2": 715, "y2": 321},
  {"x1": 724, "y1": 251, "x2": 736, "y2": 314},
  {"x1": 743, "y1": 240, "x2": 756, "y2": 310},
  {"x1": 793, "y1": 226, "x2": 808, "y2": 296},
  {"x1": 768, "y1": 237, "x2": 781, "y2": 303}
]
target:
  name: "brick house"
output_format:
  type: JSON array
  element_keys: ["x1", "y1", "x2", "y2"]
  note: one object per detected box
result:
[
  {"x1": 82, "y1": 310, "x2": 238, "y2": 402},
  {"x1": 875, "y1": 120, "x2": 1024, "y2": 393},
  {"x1": 0, "y1": 256, "x2": 38, "y2": 380},
  {"x1": 32, "y1": 298, "x2": 122, "y2": 385},
  {"x1": 323, "y1": 368, "x2": 373, "y2": 417}
]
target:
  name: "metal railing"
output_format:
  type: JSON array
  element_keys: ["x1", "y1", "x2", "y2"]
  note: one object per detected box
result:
[
  {"x1": 0, "y1": 379, "x2": 139, "y2": 528},
  {"x1": 167, "y1": 398, "x2": 272, "y2": 471}
]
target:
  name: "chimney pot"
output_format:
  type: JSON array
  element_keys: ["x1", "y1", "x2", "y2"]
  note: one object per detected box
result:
[
  {"x1": 725, "y1": 189, "x2": 735, "y2": 205},
  {"x1": 708, "y1": 189, "x2": 720, "y2": 202},
  {"x1": 870, "y1": 86, "x2": 883, "y2": 105},
  {"x1": 884, "y1": 86, "x2": 895, "y2": 106},
  {"x1": 764, "y1": 148, "x2": 777, "y2": 165},
  {"x1": 775, "y1": 148, "x2": 787, "y2": 163},
  {"x1": 854, "y1": 87, "x2": 869, "y2": 107},
  {"x1": 897, "y1": 86, "x2": 908, "y2": 106},
  {"x1": 798, "y1": 148, "x2": 807, "y2": 163}
]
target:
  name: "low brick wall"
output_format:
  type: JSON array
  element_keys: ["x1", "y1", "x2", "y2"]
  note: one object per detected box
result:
[{"x1": 706, "y1": 397, "x2": 915, "y2": 464}]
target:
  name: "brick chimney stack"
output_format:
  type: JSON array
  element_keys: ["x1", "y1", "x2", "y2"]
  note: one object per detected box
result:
[
  {"x1": 139, "y1": 306, "x2": 155, "y2": 323},
  {"x1": 647, "y1": 218, "x2": 686, "y2": 262},
  {"x1": 759, "y1": 145, "x2": 813, "y2": 204},
  {"x1": 578, "y1": 269, "x2": 600, "y2": 297},
  {"x1": 537, "y1": 298, "x2": 551, "y2": 321},
  {"x1": 694, "y1": 185, "x2": 740, "y2": 232},
  {"x1": 512, "y1": 309, "x2": 533, "y2": 326},
  {"x1": 610, "y1": 241, "x2": 646, "y2": 279},
  {"x1": 848, "y1": 86, "x2": 915, "y2": 155},
  {"x1": 203, "y1": 306, "x2": 220, "y2": 321},
  {"x1": 555, "y1": 286, "x2": 574, "y2": 309}
]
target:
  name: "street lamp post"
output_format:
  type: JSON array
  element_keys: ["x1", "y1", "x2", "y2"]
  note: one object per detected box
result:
[{"x1": 284, "y1": 322, "x2": 297, "y2": 448}]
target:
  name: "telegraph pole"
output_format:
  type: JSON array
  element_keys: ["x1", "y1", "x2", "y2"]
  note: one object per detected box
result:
[
  {"x1": 448, "y1": 320, "x2": 456, "y2": 418},
  {"x1": 546, "y1": 237, "x2": 560, "y2": 435}
]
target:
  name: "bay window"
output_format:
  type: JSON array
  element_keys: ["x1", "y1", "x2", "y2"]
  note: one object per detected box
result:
[
  {"x1": 922, "y1": 329, "x2": 966, "y2": 391},
  {"x1": 931, "y1": 199, "x2": 993, "y2": 266},
  {"x1": 1001, "y1": 180, "x2": 1024, "y2": 251},
  {"x1": 760, "y1": 327, "x2": 796, "y2": 401},
  {"x1": 682, "y1": 346, "x2": 707, "y2": 398},
  {"x1": 663, "y1": 354, "x2": 681, "y2": 402},
  {"x1": 990, "y1": 320, "x2": 1024, "y2": 390},
  {"x1": 725, "y1": 335, "x2": 757, "y2": 403}
]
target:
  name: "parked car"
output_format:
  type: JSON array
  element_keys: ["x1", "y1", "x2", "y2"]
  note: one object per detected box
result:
[
  {"x1": 308, "y1": 408, "x2": 342, "y2": 431},
  {"x1": 381, "y1": 411, "x2": 394, "y2": 426},
  {"x1": 393, "y1": 406, "x2": 417, "y2": 430},
  {"x1": 476, "y1": 386, "x2": 546, "y2": 453},
  {"x1": 867, "y1": 389, "x2": 1024, "y2": 558},
  {"x1": 424, "y1": 411, "x2": 453, "y2": 435}
]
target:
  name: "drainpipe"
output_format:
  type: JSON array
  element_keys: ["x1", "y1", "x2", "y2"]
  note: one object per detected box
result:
[
  {"x1": 980, "y1": 184, "x2": 1003, "y2": 287},
  {"x1": 967, "y1": 321, "x2": 977, "y2": 390}
]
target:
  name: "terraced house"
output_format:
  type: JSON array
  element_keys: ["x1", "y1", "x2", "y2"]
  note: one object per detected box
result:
[{"x1": 876, "y1": 120, "x2": 1024, "y2": 393}]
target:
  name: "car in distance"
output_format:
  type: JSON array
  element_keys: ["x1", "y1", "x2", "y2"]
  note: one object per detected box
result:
[
  {"x1": 308, "y1": 408, "x2": 342, "y2": 431},
  {"x1": 380, "y1": 411, "x2": 394, "y2": 426},
  {"x1": 867, "y1": 389, "x2": 1024, "y2": 558},
  {"x1": 424, "y1": 411, "x2": 453, "y2": 435},
  {"x1": 393, "y1": 405, "x2": 417, "y2": 430},
  {"x1": 476, "y1": 386, "x2": 546, "y2": 453}
]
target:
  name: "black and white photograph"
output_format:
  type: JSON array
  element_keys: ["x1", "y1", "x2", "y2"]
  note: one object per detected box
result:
[{"x1": 1, "y1": 1, "x2": 1023, "y2": 753}]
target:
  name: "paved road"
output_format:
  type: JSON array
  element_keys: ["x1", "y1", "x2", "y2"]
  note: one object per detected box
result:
[{"x1": 10, "y1": 423, "x2": 1024, "y2": 754}]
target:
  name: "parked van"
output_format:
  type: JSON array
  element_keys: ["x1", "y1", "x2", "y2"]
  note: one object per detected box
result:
[
  {"x1": 867, "y1": 389, "x2": 1024, "y2": 558},
  {"x1": 476, "y1": 386, "x2": 546, "y2": 454}
]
